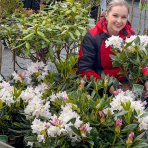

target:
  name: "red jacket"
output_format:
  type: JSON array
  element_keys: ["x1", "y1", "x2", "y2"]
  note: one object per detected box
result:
[{"x1": 78, "y1": 17, "x2": 135, "y2": 82}]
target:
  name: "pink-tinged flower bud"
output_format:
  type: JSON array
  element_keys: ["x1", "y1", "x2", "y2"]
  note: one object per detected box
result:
[
  {"x1": 115, "y1": 119, "x2": 122, "y2": 135},
  {"x1": 63, "y1": 95, "x2": 68, "y2": 101},
  {"x1": 99, "y1": 111, "x2": 105, "y2": 124},
  {"x1": 80, "y1": 124, "x2": 88, "y2": 132},
  {"x1": 142, "y1": 67, "x2": 148, "y2": 76},
  {"x1": 80, "y1": 123, "x2": 92, "y2": 137},
  {"x1": 80, "y1": 79, "x2": 85, "y2": 89},
  {"x1": 99, "y1": 111, "x2": 105, "y2": 118},
  {"x1": 18, "y1": 72, "x2": 26, "y2": 81},
  {"x1": 126, "y1": 132, "x2": 135, "y2": 146},
  {"x1": 45, "y1": 123, "x2": 50, "y2": 129},
  {"x1": 50, "y1": 118, "x2": 63, "y2": 127},
  {"x1": 126, "y1": 138, "x2": 133, "y2": 145},
  {"x1": 128, "y1": 132, "x2": 134, "y2": 139},
  {"x1": 115, "y1": 119, "x2": 122, "y2": 127}
]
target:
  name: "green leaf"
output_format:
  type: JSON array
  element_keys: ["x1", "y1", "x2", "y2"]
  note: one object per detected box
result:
[
  {"x1": 90, "y1": 128, "x2": 98, "y2": 137},
  {"x1": 72, "y1": 6, "x2": 77, "y2": 13},
  {"x1": 88, "y1": 140, "x2": 94, "y2": 146},
  {"x1": 140, "y1": 112, "x2": 148, "y2": 118},
  {"x1": 134, "y1": 132, "x2": 146, "y2": 141},
  {"x1": 12, "y1": 42, "x2": 26, "y2": 50},
  {"x1": 37, "y1": 31, "x2": 50, "y2": 43},
  {"x1": 24, "y1": 135, "x2": 37, "y2": 141},
  {"x1": 75, "y1": 29, "x2": 81, "y2": 37},
  {"x1": 69, "y1": 32, "x2": 75, "y2": 40},
  {"x1": 114, "y1": 111, "x2": 128, "y2": 117},
  {"x1": 70, "y1": 126, "x2": 81, "y2": 136},
  {"x1": 23, "y1": 33, "x2": 34, "y2": 40},
  {"x1": 67, "y1": 118, "x2": 76, "y2": 124},
  {"x1": 121, "y1": 124, "x2": 137, "y2": 133},
  {"x1": 134, "y1": 36, "x2": 140, "y2": 45},
  {"x1": 25, "y1": 42, "x2": 30, "y2": 50},
  {"x1": 8, "y1": 128, "x2": 31, "y2": 134},
  {"x1": 134, "y1": 143, "x2": 148, "y2": 148},
  {"x1": 25, "y1": 42, "x2": 30, "y2": 56}
]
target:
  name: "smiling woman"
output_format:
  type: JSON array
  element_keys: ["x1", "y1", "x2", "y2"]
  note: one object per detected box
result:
[
  {"x1": 106, "y1": 5, "x2": 128, "y2": 35},
  {"x1": 78, "y1": 0, "x2": 135, "y2": 95}
]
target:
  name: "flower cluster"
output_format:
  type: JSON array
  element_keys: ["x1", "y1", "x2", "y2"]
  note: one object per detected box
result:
[
  {"x1": 110, "y1": 90, "x2": 146, "y2": 115},
  {"x1": 0, "y1": 81, "x2": 14, "y2": 106},
  {"x1": 103, "y1": 89, "x2": 148, "y2": 132},
  {"x1": 29, "y1": 103, "x2": 92, "y2": 145},
  {"x1": 105, "y1": 35, "x2": 148, "y2": 84},
  {"x1": 105, "y1": 35, "x2": 148, "y2": 52},
  {"x1": 50, "y1": 91, "x2": 69, "y2": 102},
  {"x1": 105, "y1": 35, "x2": 123, "y2": 50},
  {"x1": 12, "y1": 61, "x2": 49, "y2": 84}
]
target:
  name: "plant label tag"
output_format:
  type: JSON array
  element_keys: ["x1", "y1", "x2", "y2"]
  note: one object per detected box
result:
[{"x1": 132, "y1": 84, "x2": 144, "y2": 98}]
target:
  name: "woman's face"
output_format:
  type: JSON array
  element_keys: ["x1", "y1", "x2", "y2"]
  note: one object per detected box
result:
[{"x1": 106, "y1": 5, "x2": 128, "y2": 36}]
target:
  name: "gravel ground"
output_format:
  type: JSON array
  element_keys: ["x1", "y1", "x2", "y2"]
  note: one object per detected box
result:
[{"x1": 1, "y1": 47, "x2": 32, "y2": 79}]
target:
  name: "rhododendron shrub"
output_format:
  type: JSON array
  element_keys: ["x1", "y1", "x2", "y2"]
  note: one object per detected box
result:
[{"x1": 0, "y1": 62, "x2": 148, "y2": 147}]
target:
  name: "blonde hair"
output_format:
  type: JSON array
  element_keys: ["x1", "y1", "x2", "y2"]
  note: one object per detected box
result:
[{"x1": 106, "y1": 0, "x2": 129, "y2": 13}]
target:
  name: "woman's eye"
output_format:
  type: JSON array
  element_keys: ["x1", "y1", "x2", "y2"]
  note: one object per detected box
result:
[
  {"x1": 122, "y1": 16, "x2": 127, "y2": 19},
  {"x1": 113, "y1": 15, "x2": 118, "y2": 17}
]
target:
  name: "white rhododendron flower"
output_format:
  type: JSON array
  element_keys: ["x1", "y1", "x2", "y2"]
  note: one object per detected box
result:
[
  {"x1": 138, "y1": 116, "x2": 148, "y2": 130},
  {"x1": 47, "y1": 125, "x2": 64, "y2": 137},
  {"x1": 61, "y1": 104, "x2": 83, "y2": 129},
  {"x1": 50, "y1": 93, "x2": 57, "y2": 102},
  {"x1": 21, "y1": 83, "x2": 48, "y2": 102},
  {"x1": 103, "y1": 108, "x2": 114, "y2": 115},
  {"x1": 46, "y1": 103, "x2": 85, "y2": 142},
  {"x1": 50, "y1": 91, "x2": 69, "y2": 102},
  {"x1": 125, "y1": 35, "x2": 148, "y2": 51},
  {"x1": 110, "y1": 90, "x2": 145, "y2": 116},
  {"x1": 21, "y1": 87, "x2": 36, "y2": 102},
  {"x1": 37, "y1": 135, "x2": 45, "y2": 143},
  {"x1": 31, "y1": 118, "x2": 48, "y2": 134},
  {"x1": 24, "y1": 96, "x2": 51, "y2": 119},
  {"x1": 35, "y1": 83, "x2": 48, "y2": 92},
  {"x1": 0, "y1": 81, "x2": 14, "y2": 106},
  {"x1": 25, "y1": 61, "x2": 49, "y2": 83},
  {"x1": 110, "y1": 90, "x2": 148, "y2": 130},
  {"x1": 105, "y1": 35, "x2": 123, "y2": 50},
  {"x1": 12, "y1": 71, "x2": 25, "y2": 82},
  {"x1": 64, "y1": 122, "x2": 81, "y2": 142},
  {"x1": 125, "y1": 35, "x2": 137, "y2": 43},
  {"x1": 57, "y1": 91, "x2": 69, "y2": 101},
  {"x1": 27, "y1": 142, "x2": 34, "y2": 148},
  {"x1": 26, "y1": 61, "x2": 45, "y2": 74},
  {"x1": 139, "y1": 35, "x2": 148, "y2": 45},
  {"x1": 139, "y1": 35, "x2": 148, "y2": 51}
]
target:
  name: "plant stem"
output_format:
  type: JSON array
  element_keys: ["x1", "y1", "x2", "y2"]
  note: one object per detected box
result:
[{"x1": 112, "y1": 135, "x2": 117, "y2": 147}]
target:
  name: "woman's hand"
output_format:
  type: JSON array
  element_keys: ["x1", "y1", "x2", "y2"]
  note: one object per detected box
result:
[
  {"x1": 109, "y1": 85, "x2": 115, "y2": 95},
  {"x1": 144, "y1": 81, "x2": 148, "y2": 99},
  {"x1": 109, "y1": 85, "x2": 121, "y2": 96},
  {"x1": 109, "y1": 82, "x2": 131, "y2": 95}
]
